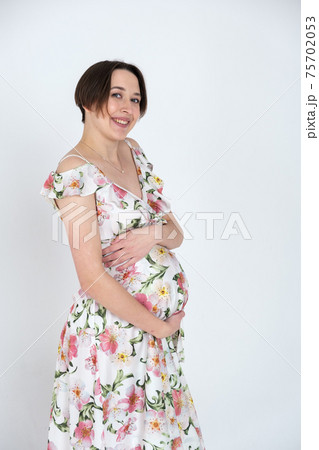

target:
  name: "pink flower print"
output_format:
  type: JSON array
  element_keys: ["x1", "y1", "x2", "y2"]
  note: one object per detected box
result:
[
  {"x1": 93, "y1": 170, "x2": 108, "y2": 186},
  {"x1": 57, "y1": 342, "x2": 67, "y2": 372},
  {"x1": 172, "y1": 437, "x2": 183, "y2": 449},
  {"x1": 177, "y1": 272, "x2": 186, "y2": 290},
  {"x1": 149, "y1": 246, "x2": 170, "y2": 265},
  {"x1": 94, "y1": 377, "x2": 101, "y2": 396},
  {"x1": 196, "y1": 426, "x2": 203, "y2": 440},
  {"x1": 146, "y1": 192, "x2": 166, "y2": 213},
  {"x1": 114, "y1": 264, "x2": 142, "y2": 290},
  {"x1": 44, "y1": 172, "x2": 54, "y2": 190},
  {"x1": 102, "y1": 396, "x2": 112, "y2": 422},
  {"x1": 134, "y1": 293, "x2": 152, "y2": 312},
  {"x1": 64, "y1": 174, "x2": 81, "y2": 196},
  {"x1": 116, "y1": 417, "x2": 137, "y2": 442},
  {"x1": 96, "y1": 198, "x2": 113, "y2": 225},
  {"x1": 153, "y1": 279, "x2": 170, "y2": 302},
  {"x1": 85, "y1": 344, "x2": 98, "y2": 374},
  {"x1": 148, "y1": 175, "x2": 164, "y2": 193},
  {"x1": 113, "y1": 184, "x2": 127, "y2": 200},
  {"x1": 146, "y1": 410, "x2": 165, "y2": 433},
  {"x1": 156, "y1": 338, "x2": 163, "y2": 351},
  {"x1": 172, "y1": 389, "x2": 185, "y2": 416},
  {"x1": 60, "y1": 322, "x2": 67, "y2": 347},
  {"x1": 47, "y1": 442, "x2": 57, "y2": 450},
  {"x1": 67, "y1": 334, "x2": 78, "y2": 361},
  {"x1": 99, "y1": 327, "x2": 119, "y2": 354},
  {"x1": 118, "y1": 384, "x2": 144, "y2": 413},
  {"x1": 69, "y1": 380, "x2": 90, "y2": 410},
  {"x1": 78, "y1": 328, "x2": 95, "y2": 347},
  {"x1": 146, "y1": 353, "x2": 161, "y2": 377},
  {"x1": 74, "y1": 420, "x2": 94, "y2": 447}
]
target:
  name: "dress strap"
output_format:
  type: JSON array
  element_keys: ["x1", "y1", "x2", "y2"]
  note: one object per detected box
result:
[
  {"x1": 124, "y1": 138, "x2": 136, "y2": 151},
  {"x1": 58, "y1": 147, "x2": 91, "y2": 165}
]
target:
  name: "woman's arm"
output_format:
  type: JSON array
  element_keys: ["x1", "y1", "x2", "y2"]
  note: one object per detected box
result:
[{"x1": 150, "y1": 211, "x2": 184, "y2": 249}]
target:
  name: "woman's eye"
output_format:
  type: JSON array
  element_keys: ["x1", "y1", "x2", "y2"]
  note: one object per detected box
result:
[{"x1": 111, "y1": 93, "x2": 140, "y2": 104}]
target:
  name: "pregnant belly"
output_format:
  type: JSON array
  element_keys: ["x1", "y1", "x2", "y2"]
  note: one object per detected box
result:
[{"x1": 105, "y1": 244, "x2": 189, "y2": 320}]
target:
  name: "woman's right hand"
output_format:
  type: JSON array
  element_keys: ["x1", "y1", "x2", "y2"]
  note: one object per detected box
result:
[{"x1": 155, "y1": 310, "x2": 185, "y2": 339}]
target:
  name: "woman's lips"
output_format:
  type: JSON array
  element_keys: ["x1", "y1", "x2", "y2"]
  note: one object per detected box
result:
[{"x1": 112, "y1": 118, "x2": 130, "y2": 128}]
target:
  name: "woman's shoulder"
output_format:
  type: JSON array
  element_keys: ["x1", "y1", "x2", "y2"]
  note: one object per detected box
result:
[
  {"x1": 125, "y1": 137, "x2": 140, "y2": 149},
  {"x1": 55, "y1": 149, "x2": 89, "y2": 174}
]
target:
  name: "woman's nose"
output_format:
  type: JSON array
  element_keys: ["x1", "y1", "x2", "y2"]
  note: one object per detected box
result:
[{"x1": 120, "y1": 97, "x2": 132, "y2": 113}]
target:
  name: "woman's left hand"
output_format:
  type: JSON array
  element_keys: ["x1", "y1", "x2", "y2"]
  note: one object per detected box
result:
[{"x1": 102, "y1": 225, "x2": 157, "y2": 271}]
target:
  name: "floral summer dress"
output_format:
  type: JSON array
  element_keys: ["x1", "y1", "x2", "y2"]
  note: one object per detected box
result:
[{"x1": 40, "y1": 138, "x2": 205, "y2": 450}]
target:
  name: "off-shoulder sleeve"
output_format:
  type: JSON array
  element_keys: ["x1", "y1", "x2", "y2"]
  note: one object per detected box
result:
[
  {"x1": 39, "y1": 164, "x2": 109, "y2": 211},
  {"x1": 135, "y1": 145, "x2": 172, "y2": 215},
  {"x1": 135, "y1": 146, "x2": 154, "y2": 172}
]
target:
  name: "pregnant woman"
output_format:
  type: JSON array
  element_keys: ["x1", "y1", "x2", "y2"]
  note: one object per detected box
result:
[{"x1": 40, "y1": 60, "x2": 205, "y2": 449}]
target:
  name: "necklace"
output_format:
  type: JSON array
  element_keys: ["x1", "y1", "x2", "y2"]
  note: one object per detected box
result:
[{"x1": 80, "y1": 140, "x2": 125, "y2": 174}]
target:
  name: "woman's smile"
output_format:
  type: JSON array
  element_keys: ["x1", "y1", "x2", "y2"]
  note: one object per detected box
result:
[{"x1": 112, "y1": 116, "x2": 131, "y2": 128}]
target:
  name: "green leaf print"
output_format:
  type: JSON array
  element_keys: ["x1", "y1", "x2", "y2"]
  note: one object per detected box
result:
[
  {"x1": 183, "y1": 417, "x2": 193, "y2": 435},
  {"x1": 169, "y1": 374, "x2": 181, "y2": 390},
  {"x1": 101, "y1": 383, "x2": 112, "y2": 397},
  {"x1": 100, "y1": 369, "x2": 134, "y2": 396},
  {"x1": 134, "y1": 200, "x2": 146, "y2": 211},
  {"x1": 136, "y1": 372, "x2": 151, "y2": 389},
  {"x1": 145, "y1": 253, "x2": 168, "y2": 270},
  {"x1": 53, "y1": 415, "x2": 69, "y2": 433},
  {"x1": 139, "y1": 261, "x2": 169, "y2": 292},
  {"x1": 164, "y1": 391, "x2": 174, "y2": 408},
  {"x1": 107, "y1": 422, "x2": 117, "y2": 434},
  {"x1": 120, "y1": 200, "x2": 129, "y2": 208},
  {"x1": 94, "y1": 303, "x2": 107, "y2": 330},
  {"x1": 129, "y1": 330, "x2": 145, "y2": 356},
  {"x1": 54, "y1": 370, "x2": 67, "y2": 379},
  {"x1": 51, "y1": 390, "x2": 62, "y2": 418},
  {"x1": 71, "y1": 298, "x2": 94, "y2": 324},
  {"x1": 112, "y1": 369, "x2": 134, "y2": 392},
  {"x1": 145, "y1": 389, "x2": 165, "y2": 411},
  {"x1": 116, "y1": 220, "x2": 124, "y2": 233},
  {"x1": 129, "y1": 217, "x2": 143, "y2": 228},
  {"x1": 142, "y1": 440, "x2": 167, "y2": 450},
  {"x1": 79, "y1": 401, "x2": 102, "y2": 422}
]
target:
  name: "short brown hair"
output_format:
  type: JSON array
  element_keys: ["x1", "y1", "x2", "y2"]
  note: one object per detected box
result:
[{"x1": 74, "y1": 60, "x2": 147, "y2": 123}]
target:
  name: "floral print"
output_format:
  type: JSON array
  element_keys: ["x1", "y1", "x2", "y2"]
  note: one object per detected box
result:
[{"x1": 40, "y1": 139, "x2": 205, "y2": 449}]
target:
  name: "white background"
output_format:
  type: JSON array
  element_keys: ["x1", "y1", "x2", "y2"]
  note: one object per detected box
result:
[{"x1": 0, "y1": 0, "x2": 300, "y2": 449}]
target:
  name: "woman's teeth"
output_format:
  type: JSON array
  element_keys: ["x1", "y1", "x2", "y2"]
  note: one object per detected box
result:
[{"x1": 114, "y1": 118, "x2": 129, "y2": 125}]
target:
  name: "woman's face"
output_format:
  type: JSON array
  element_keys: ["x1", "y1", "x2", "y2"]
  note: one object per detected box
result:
[{"x1": 88, "y1": 69, "x2": 141, "y2": 140}]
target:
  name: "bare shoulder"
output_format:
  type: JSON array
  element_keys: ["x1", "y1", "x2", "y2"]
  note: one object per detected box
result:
[
  {"x1": 125, "y1": 137, "x2": 140, "y2": 149},
  {"x1": 55, "y1": 149, "x2": 88, "y2": 174}
]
